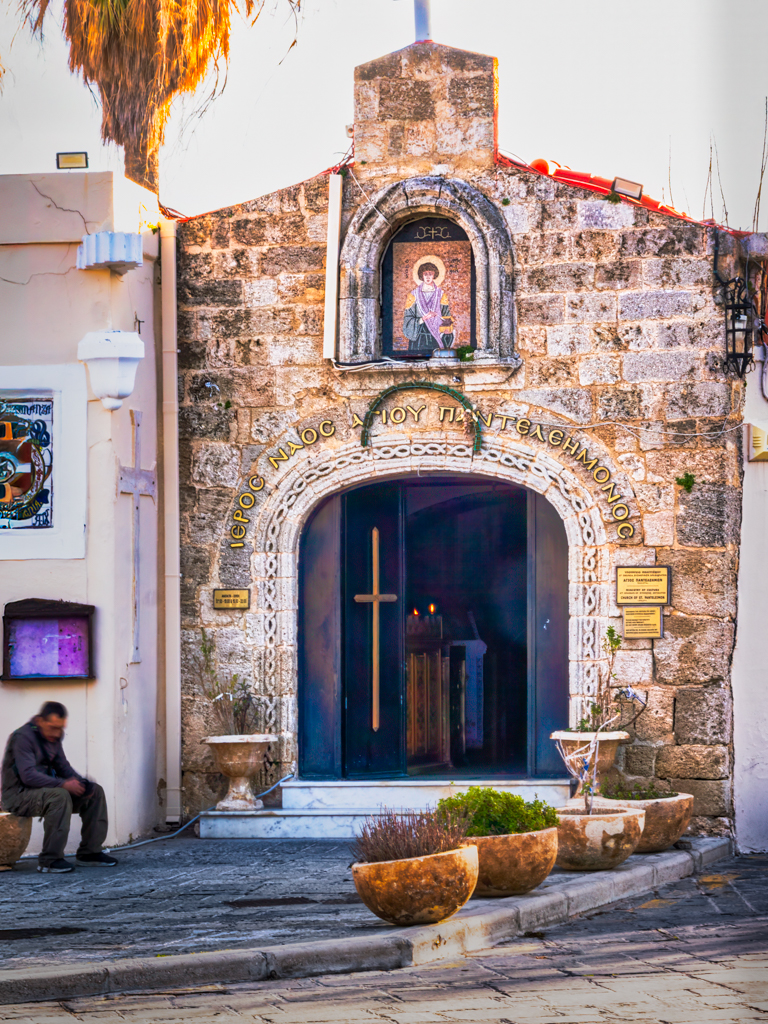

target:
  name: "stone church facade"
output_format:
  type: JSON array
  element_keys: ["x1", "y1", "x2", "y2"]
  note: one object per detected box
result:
[{"x1": 177, "y1": 42, "x2": 740, "y2": 836}]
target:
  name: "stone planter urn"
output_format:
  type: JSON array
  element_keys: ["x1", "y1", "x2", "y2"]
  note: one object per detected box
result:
[
  {"x1": 550, "y1": 731, "x2": 630, "y2": 794},
  {"x1": 0, "y1": 813, "x2": 32, "y2": 870},
  {"x1": 203, "y1": 734, "x2": 278, "y2": 811},
  {"x1": 352, "y1": 845, "x2": 479, "y2": 926},
  {"x1": 467, "y1": 827, "x2": 558, "y2": 897},
  {"x1": 555, "y1": 807, "x2": 645, "y2": 871},
  {"x1": 572, "y1": 794, "x2": 694, "y2": 854}
]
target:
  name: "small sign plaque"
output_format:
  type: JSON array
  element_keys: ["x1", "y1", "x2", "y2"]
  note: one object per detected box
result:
[
  {"x1": 616, "y1": 566, "x2": 671, "y2": 606},
  {"x1": 622, "y1": 606, "x2": 663, "y2": 639},
  {"x1": 213, "y1": 589, "x2": 250, "y2": 610}
]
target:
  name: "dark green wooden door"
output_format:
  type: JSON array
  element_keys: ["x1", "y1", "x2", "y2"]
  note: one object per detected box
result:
[{"x1": 343, "y1": 483, "x2": 406, "y2": 778}]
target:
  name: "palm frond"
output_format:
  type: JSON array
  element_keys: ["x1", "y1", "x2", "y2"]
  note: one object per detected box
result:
[{"x1": 15, "y1": 0, "x2": 301, "y2": 190}]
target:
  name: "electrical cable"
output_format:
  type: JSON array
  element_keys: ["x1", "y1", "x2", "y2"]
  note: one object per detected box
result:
[
  {"x1": 17, "y1": 774, "x2": 295, "y2": 861},
  {"x1": 346, "y1": 166, "x2": 392, "y2": 228}
]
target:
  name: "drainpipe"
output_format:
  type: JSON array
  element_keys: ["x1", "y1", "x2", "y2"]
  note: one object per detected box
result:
[
  {"x1": 323, "y1": 173, "x2": 343, "y2": 361},
  {"x1": 160, "y1": 218, "x2": 182, "y2": 824}
]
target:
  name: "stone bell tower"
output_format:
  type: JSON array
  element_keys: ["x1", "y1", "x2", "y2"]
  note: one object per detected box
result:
[{"x1": 353, "y1": 41, "x2": 499, "y2": 179}]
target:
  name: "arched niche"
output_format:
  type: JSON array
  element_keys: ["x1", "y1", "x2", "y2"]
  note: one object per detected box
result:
[{"x1": 338, "y1": 177, "x2": 519, "y2": 365}]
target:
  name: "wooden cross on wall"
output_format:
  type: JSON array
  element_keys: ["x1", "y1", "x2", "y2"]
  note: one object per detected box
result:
[
  {"x1": 119, "y1": 410, "x2": 156, "y2": 663},
  {"x1": 354, "y1": 527, "x2": 398, "y2": 732}
]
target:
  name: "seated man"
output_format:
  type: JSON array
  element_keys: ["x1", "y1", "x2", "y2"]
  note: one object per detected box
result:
[{"x1": 1, "y1": 701, "x2": 117, "y2": 873}]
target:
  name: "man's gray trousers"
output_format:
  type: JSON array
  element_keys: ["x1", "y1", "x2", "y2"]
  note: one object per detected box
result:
[{"x1": 5, "y1": 785, "x2": 108, "y2": 866}]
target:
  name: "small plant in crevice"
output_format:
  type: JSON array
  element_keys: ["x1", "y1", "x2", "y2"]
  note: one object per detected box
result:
[
  {"x1": 501, "y1": 197, "x2": 511, "y2": 206},
  {"x1": 675, "y1": 472, "x2": 696, "y2": 493},
  {"x1": 603, "y1": 190, "x2": 622, "y2": 204}
]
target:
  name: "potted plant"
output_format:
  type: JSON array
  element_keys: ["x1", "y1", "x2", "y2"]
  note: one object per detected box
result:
[
  {"x1": 551, "y1": 626, "x2": 647, "y2": 805},
  {"x1": 549, "y1": 626, "x2": 649, "y2": 871},
  {"x1": 555, "y1": 805, "x2": 646, "y2": 871},
  {"x1": 579, "y1": 781, "x2": 694, "y2": 854},
  {"x1": 436, "y1": 787, "x2": 558, "y2": 897},
  {"x1": 197, "y1": 630, "x2": 277, "y2": 812},
  {"x1": 350, "y1": 808, "x2": 478, "y2": 926}
]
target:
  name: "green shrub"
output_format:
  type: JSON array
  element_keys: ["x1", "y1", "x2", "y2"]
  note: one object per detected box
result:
[
  {"x1": 350, "y1": 808, "x2": 468, "y2": 863},
  {"x1": 436, "y1": 787, "x2": 558, "y2": 837},
  {"x1": 599, "y1": 781, "x2": 677, "y2": 801}
]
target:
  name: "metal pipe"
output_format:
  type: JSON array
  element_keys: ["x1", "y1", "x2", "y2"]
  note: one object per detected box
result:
[
  {"x1": 159, "y1": 218, "x2": 182, "y2": 825},
  {"x1": 415, "y1": 0, "x2": 432, "y2": 41},
  {"x1": 323, "y1": 174, "x2": 343, "y2": 361}
]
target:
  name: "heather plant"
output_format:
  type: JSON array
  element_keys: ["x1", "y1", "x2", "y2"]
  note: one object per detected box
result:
[
  {"x1": 436, "y1": 787, "x2": 558, "y2": 837},
  {"x1": 350, "y1": 808, "x2": 468, "y2": 864}
]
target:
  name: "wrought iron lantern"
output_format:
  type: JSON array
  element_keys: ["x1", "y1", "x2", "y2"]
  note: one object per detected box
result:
[{"x1": 723, "y1": 276, "x2": 755, "y2": 377}]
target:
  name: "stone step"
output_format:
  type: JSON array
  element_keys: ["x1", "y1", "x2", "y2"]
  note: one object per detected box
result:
[
  {"x1": 280, "y1": 778, "x2": 571, "y2": 811},
  {"x1": 200, "y1": 779, "x2": 572, "y2": 839},
  {"x1": 200, "y1": 808, "x2": 385, "y2": 839}
]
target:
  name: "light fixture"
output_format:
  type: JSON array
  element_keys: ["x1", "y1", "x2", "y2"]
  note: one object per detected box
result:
[
  {"x1": 723, "y1": 276, "x2": 755, "y2": 377},
  {"x1": 56, "y1": 152, "x2": 88, "y2": 170},
  {"x1": 77, "y1": 330, "x2": 144, "y2": 410},
  {"x1": 611, "y1": 177, "x2": 643, "y2": 201}
]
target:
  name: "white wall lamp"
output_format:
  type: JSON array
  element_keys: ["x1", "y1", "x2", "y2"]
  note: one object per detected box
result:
[{"x1": 77, "y1": 330, "x2": 144, "y2": 410}]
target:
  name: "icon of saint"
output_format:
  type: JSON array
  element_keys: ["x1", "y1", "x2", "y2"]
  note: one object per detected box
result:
[{"x1": 403, "y1": 256, "x2": 455, "y2": 353}]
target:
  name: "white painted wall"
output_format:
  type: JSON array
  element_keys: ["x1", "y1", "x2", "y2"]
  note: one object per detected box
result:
[
  {"x1": 732, "y1": 348, "x2": 768, "y2": 853},
  {"x1": 0, "y1": 171, "x2": 163, "y2": 852}
]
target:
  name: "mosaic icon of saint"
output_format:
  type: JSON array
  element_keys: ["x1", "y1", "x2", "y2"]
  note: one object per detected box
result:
[{"x1": 403, "y1": 256, "x2": 455, "y2": 353}]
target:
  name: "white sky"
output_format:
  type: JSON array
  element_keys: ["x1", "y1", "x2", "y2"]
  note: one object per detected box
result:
[{"x1": 1, "y1": 0, "x2": 767, "y2": 228}]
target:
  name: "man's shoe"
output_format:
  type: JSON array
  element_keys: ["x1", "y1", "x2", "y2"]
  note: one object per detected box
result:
[
  {"x1": 37, "y1": 859, "x2": 74, "y2": 873},
  {"x1": 75, "y1": 851, "x2": 118, "y2": 867}
]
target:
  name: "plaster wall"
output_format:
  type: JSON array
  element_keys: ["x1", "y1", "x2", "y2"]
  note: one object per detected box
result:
[
  {"x1": 732, "y1": 353, "x2": 768, "y2": 852},
  {"x1": 0, "y1": 171, "x2": 163, "y2": 851}
]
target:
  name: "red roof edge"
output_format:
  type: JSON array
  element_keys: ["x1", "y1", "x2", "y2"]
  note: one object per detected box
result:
[{"x1": 496, "y1": 152, "x2": 744, "y2": 235}]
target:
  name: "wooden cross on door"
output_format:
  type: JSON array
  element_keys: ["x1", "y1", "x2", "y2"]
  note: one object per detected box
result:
[
  {"x1": 354, "y1": 527, "x2": 398, "y2": 731},
  {"x1": 119, "y1": 411, "x2": 156, "y2": 663}
]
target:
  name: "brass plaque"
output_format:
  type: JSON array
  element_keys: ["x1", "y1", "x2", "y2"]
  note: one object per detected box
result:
[
  {"x1": 213, "y1": 589, "x2": 250, "y2": 610},
  {"x1": 622, "y1": 606, "x2": 663, "y2": 639},
  {"x1": 616, "y1": 566, "x2": 670, "y2": 606}
]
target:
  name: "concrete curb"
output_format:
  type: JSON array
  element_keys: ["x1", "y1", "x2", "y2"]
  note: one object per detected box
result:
[{"x1": 0, "y1": 836, "x2": 731, "y2": 1004}]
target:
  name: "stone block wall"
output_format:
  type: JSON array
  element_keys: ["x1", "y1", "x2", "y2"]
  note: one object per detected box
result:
[{"x1": 176, "y1": 43, "x2": 742, "y2": 834}]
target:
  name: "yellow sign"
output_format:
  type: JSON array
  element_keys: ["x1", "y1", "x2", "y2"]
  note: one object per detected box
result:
[
  {"x1": 623, "y1": 606, "x2": 663, "y2": 639},
  {"x1": 213, "y1": 589, "x2": 250, "y2": 610},
  {"x1": 616, "y1": 566, "x2": 670, "y2": 606}
]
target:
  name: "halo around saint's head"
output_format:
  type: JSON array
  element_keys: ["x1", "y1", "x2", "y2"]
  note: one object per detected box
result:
[{"x1": 412, "y1": 254, "x2": 446, "y2": 287}]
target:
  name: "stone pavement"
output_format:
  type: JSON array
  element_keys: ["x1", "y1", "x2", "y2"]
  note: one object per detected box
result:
[
  {"x1": 0, "y1": 836, "x2": 373, "y2": 970},
  {"x1": 0, "y1": 853, "x2": 765, "y2": 1023},
  {"x1": 0, "y1": 833, "x2": 723, "y2": 973}
]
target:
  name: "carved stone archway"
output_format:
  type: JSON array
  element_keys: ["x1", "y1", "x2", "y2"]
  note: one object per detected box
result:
[
  {"x1": 241, "y1": 429, "x2": 626, "y2": 775},
  {"x1": 338, "y1": 177, "x2": 518, "y2": 363}
]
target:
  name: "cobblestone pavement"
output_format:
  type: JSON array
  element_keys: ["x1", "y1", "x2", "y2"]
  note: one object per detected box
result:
[
  {"x1": 1, "y1": 854, "x2": 766, "y2": 1023},
  {"x1": 0, "y1": 836, "x2": 380, "y2": 970}
]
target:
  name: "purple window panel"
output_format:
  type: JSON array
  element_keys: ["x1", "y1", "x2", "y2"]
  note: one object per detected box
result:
[{"x1": 8, "y1": 617, "x2": 89, "y2": 677}]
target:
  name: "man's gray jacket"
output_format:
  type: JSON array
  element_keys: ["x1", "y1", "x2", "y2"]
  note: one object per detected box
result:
[{"x1": 1, "y1": 720, "x2": 85, "y2": 810}]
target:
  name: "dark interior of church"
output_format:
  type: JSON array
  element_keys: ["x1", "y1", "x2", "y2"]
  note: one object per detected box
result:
[{"x1": 403, "y1": 481, "x2": 528, "y2": 776}]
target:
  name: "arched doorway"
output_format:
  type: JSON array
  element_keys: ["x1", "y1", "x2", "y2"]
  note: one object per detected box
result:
[{"x1": 298, "y1": 474, "x2": 568, "y2": 781}]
